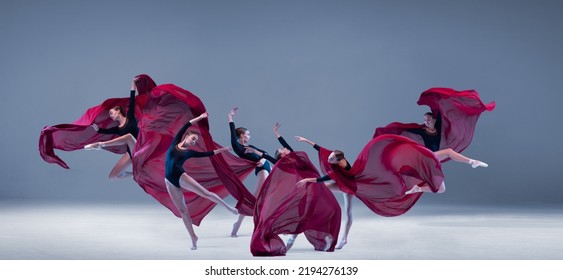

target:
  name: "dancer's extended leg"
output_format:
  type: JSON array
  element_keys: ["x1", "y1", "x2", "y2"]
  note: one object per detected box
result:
[
  {"x1": 435, "y1": 148, "x2": 487, "y2": 168},
  {"x1": 231, "y1": 169, "x2": 268, "y2": 237},
  {"x1": 336, "y1": 193, "x2": 353, "y2": 249},
  {"x1": 108, "y1": 154, "x2": 132, "y2": 181},
  {"x1": 166, "y1": 179, "x2": 198, "y2": 250}
]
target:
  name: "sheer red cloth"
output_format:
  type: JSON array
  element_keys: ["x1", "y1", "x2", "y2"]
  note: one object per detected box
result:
[
  {"x1": 39, "y1": 76, "x2": 257, "y2": 224},
  {"x1": 133, "y1": 84, "x2": 257, "y2": 224},
  {"x1": 38, "y1": 74, "x2": 156, "y2": 169},
  {"x1": 373, "y1": 87, "x2": 496, "y2": 155},
  {"x1": 318, "y1": 135, "x2": 445, "y2": 217},
  {"x1": 251, "y1": 152, "x2": 341, "y2": 256}
]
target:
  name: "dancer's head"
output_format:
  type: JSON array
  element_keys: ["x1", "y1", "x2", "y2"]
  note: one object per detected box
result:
[
  {"x1": 109, "y1": 106, "x2": 126, "y2": 121},
  {"x1": 182, "y1": 131, "x2": 200, "y2": 146},
  {"x1": 423, "y1": 112, "x2": 436, "y2": 128},
  {"x1": 275, "y1": 147, "x2": 291, "y2": 159},
  {"x1": 236, "y1": 127, "x2": 250, "y2": 144},
  {"x1": 328, "y1": 150, "x2": 345, "y2": 164}
]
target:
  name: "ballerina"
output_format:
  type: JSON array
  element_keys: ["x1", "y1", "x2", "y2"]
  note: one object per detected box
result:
[
  {"x1": 228, "y1": 107, "x2": 271, "y2": 237},
  {"x1": 39, "y1": 74, "x2": 156, "y2": 170},
  {"x1": 403, "y1": 112, "x2": 485, "y2": 194},
  {"x1": 247, "y1": 123, "x2": 340, "y2": 256},
  {"x1": 164, "y1": 112, "x2": 238, "y2": 250},
  {"x1": 294, "y1": 136, "x2": 353, "y2": 250},
  {"x1": 84, "y1": 77, "x2": 142, "y2": 180},
  {"x1": 295, "y1": 134, "x2": 446, "y2": 249},
  {"x1": 374, "y1": 87, "x2": 495, "y2": 194}
]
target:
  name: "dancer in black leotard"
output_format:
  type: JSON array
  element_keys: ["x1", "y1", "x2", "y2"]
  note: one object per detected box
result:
[
  {"x1": 228, "y1": 107, "x2": 271, "y2": 237},
  {"x1": 407, "y1": 112, "x2": 442, "y2": 152},
  {"x1": 247, "y1": 123, "x2": 337, "y2": 254},
  {"x1": 84, "y1": 77, "x2": 140, "y2": 180},
  {"x1": 294, "y1": 136, "x2": 353, "y2": 250},
  {"x1": 404, "y1": 112, "x2": 487, "y2": 194},
  {"x1": 164, "y1": 112, "x2": 238, "y2": 250},
  {"x1": 245, "y1": 123, "x2": 336, "y2": 251}
]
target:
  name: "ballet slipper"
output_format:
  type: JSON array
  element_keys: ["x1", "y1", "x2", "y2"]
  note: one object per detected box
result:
[
  {"x1": 469, "y1": 159, "x2": 488, "y2": 168},
  {"x1": 405, "y1": 185, "x2": 421, "y2": 195},
  {"x1": 84, "y1": 143, "x2": 101, "y2": 150},
  {"x1": 335, "y1": 239, "x2": 347, "y2": 250},
  {"x1": 286, "y1": 235, "x2": 297, "y2": 250}
]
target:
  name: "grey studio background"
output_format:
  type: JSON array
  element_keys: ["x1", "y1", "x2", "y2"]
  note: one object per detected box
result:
[{"x1": 1, "y1": 0, "x2": 563, "y2": 260}]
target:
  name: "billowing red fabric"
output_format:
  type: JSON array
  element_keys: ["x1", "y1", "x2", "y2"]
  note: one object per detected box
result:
[
  {"x1": 251, "y1": 152, "x2": 341, "y2": 256},
  {"x1": 38, "y1": 74, "x2": 156, "y2": 169},
  {"x1": 132, "y1": 84, "x2": 257, "y2": 224},
  {"x1": 318, "y1": 135, "x2": 445, "y2": 217},
  {"x1": 39, "y1": 75, "x2": 257, "y2": 225},
  {"x1": 374, "y1": 87, "x2": 496, "y2": 155}
]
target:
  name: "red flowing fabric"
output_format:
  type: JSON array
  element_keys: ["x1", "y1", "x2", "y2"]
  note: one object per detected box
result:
[
  {"x1": 374, "y1": 87, "x2": 496, "y2": 155},
  {"x1": 318, "y1": 135, "x2": 445, "y2": 217},
  {"x1": 38, "y1": 74, "x2": 156, "y2": 169},
  {"x1": 251, "y1": 152, "x2": 341, "y2": 256},
  {"x1": 133, "y1": 84, "x2": 257, "y2": 225}
]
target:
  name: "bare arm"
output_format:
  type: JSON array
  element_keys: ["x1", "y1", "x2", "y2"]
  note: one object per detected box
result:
[
  {"x1": 296, "y1": 177, "x2": 317, "y2": 188},
  {"x1": 273, "y1": 122, "x2": 281, "y2": 138},
  {"x1": 295, "y1": 136, "x2": 316, "y2": 147},
  {"x1": 228, "y1": 107, "x2": 238, "y2": 123},
  {"x1": 190, "y1": 112, "x2": 208, "y2": 125}
]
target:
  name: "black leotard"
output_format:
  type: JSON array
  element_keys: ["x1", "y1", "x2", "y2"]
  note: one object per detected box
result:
[
  {"x1": 229, "y1": 121, "x2": 271, "y2": 174},
  {"x1": 97, "y1": 90, "x2": 138, "y2": 157},
  {"x1": 312, "y1": 144, "x2": 351, "y2": 182},
  {"x1": 165, "y1": 121, "x2": 215, "y2": 188},
  {"x1": 406, "y1": 112, "x2": 442, "y2": 152},
  {"x1": 98, "y1": 90, "x2": 139, "y2": 138}
]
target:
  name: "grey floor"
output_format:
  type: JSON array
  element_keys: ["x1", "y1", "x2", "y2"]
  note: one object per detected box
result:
[{"x1": 1, "y1": 199, "x2": 562, "y2": 260}]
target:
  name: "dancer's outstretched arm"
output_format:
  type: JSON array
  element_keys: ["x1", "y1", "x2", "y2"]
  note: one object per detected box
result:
[
  {"x1": 245, "y1": 147, "x2": 276, "y2": 164},
  {"x1": 295, "y1": 136, "x2": 316, "y2": 147},
  {"x1": 228, "y1": 107, "x2": 246, "y2": 155},
  {"x1": 171, "y1": 112, "x2": 208, "y2": 146},
  {"x1": 126, "y1": 78, "x2": 137, "y2": 121},
  {"x1": 274, "y1": 123, "x2": 294, "y2": 152}
]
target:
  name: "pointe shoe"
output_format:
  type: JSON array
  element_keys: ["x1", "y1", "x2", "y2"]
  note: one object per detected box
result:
[
  {"x1": 227, "y1": 206, "x2": 239, "y2": 215},
  {"x1": 231, "y1": 222, "x2": 241, "y2": 238},
  {"x1": 437, "y1": 181, "x2": 446, "y2": 193},
  {"x1": 335, "y1": 239, "x2": 347, "y2": 250},
  {"x1": 286, "y1": 236, "x2": 296, "y2": 250},
  {"x1": 84, "y1": 143, "x2": 101, "y2": 150},
  {"x1": 405, "y1": 185, "x2": 420, "y2": 195},
  {"x1": 190, "y1": 236, "x2": 198, "y2": 250},
  {"x1": 469, "y1": 160, "x2": 488, "y2": 168},
  {"x1": 323, "y1": 236, "x2": 334, "y2": 251}
]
